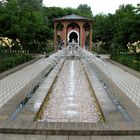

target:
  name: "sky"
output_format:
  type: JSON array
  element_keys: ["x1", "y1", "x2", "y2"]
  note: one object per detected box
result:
[{"x1": 43, "y1": 0, "x2": 140, "y2": 15}]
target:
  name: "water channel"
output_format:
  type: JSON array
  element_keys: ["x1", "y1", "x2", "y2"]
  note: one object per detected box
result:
[{"x1": 36, "y1": 58, "x2": 103, "y2": 122}]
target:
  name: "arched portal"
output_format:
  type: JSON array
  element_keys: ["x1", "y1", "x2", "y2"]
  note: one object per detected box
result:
[
  {"x1": 67, "y1": 30, "x2": 79, "y2": 44},
  {"x1": 69, "y1": 32, "x2": 78, "y2": 42}
]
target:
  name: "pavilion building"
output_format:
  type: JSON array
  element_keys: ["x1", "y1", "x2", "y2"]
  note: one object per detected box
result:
[{"x1": 53, "y1": 14, "x2": 93, "y2": 51}]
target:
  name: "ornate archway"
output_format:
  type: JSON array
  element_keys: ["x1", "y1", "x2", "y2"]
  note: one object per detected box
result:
[{"x1": 67, "y1": 30, "x2": 79, "y2": 44}]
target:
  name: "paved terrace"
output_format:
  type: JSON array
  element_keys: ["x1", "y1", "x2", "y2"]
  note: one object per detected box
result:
[
  {"x1": 0, "y1": 134, "x2": 140, "y2": 140},
  {"x1": 0, "y1": 49, "x2": 140, "y2": 139}
]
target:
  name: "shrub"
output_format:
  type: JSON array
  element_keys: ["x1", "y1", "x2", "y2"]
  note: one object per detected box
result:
[
  {"x1": 0, "y1": 53, "x2": 32, "y2": 73},
  {"x1": 110, "y1": 54, "x2": 140, "y2": 72},
  {"x1": 92, "y1": 47, "x2": 108, "y2": 54}
]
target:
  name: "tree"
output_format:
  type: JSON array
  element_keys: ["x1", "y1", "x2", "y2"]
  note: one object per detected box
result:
[
  {"x1": 77, "y1": 4, "x2": 93, "y2": 19},
  {"x1": 0, "y1": 0, "x2": 49, "y2": 52},
  {"x1": 113, "y1": 4, "x2": 138, "y2": 48},
  {"x1": 93, "y1": 14, "x2": 115, "y2": 51},
  {"x1": 92, "y1": 4, "x2": 140, "y2": 52}
]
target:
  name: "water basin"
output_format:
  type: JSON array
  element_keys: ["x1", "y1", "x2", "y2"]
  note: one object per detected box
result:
[{"x1": 36, "y1": 59, "x2": 103, "y2": 122}]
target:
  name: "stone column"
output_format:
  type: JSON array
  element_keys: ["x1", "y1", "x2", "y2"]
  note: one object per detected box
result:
[
  {"x1": 54, "y1": 23, "x2": 57, "y2": 51},
  {"x1": 80, "y1": 23, "x2": 83, "y2": 48},
  {"x1": 89, "y1": 23, "x2": 93, "y2": 51},
  {"x1": 63, "y1": 22, "x2": 67, "y2": 47}
]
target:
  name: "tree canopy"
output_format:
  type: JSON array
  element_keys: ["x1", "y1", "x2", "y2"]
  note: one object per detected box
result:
[
  {"x1": 93, "y1": 4, "x2": 140, "y2": 52},
  {"x1": 0, "y1": 1, "x2": 140, "y2": 53}
]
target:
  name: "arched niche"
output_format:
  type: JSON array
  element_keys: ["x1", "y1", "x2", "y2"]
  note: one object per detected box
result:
[
  {"x1": 83, "y1": 22, "x2": 90, "y2": 31},
  {"x1": 67, "y1": 22, "x2": 80, "y2": 30},
  {"x1": 56, "y1": 22, "x2": 64, "y2": 31}
]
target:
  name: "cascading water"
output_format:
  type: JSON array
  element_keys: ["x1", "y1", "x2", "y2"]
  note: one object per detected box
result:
[{"x1": 36, "y1": 49, "x2": 104, "y2": 122}]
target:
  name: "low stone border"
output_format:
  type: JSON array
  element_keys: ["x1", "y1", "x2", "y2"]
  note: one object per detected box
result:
[{"x1": 0, "y1": 121, "x2": 140, "y2": 135}]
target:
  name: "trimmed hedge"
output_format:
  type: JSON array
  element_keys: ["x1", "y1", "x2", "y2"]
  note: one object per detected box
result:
[
  {"x1": 0, "y1": 53, "x2": 32, "y2": 73},
  {"x1": 92, "y1": 47, "x2": 108, "y2": 54},
  {"x1": 110, "y1": 54, "x2": 140, "y2": 72}
]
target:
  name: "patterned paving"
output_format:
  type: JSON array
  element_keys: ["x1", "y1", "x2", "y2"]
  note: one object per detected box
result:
[
  {"x1": 81, "y1": 50, "x2": 140, "y2": 107},
  {"x1": 0, "y1": 50, "x2": 65, "y2": 108},
  {"x1": 0, "y1": 134, "x2": 139, "y2": 140}
]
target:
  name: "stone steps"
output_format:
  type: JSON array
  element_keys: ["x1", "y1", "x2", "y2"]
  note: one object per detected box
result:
[{"x1": 0, "y1": 121, "x2": 140, "y2": 135}]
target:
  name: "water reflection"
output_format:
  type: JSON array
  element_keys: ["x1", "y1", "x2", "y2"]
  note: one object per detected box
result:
[{"x1": 37, "y1": 59, "x2": 101, "y2": 122}]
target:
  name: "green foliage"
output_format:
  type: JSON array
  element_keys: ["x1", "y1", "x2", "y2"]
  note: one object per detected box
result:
[
  {"x1": 77, "y1": 4, "x2": 93, "y2": 19},
  {"x1": 43, "y1": 47, "x2": 54, "y2": 54},
  {"x1": 0, "y1": 45, "x2": 6, "y2": 53},
  {"x1": 0, "y1": 53, "x2": 32, "y2": 72},
  {"x1": 0, "y1": 0, "x2": 49, "y2": 52},
  {"x1": 111, "y1": 54, "x2": 140, "y2": 72},
  {"x1": 0, "y1": 1, "x2": 140, "y2": 54},
  {"x1": 92, "y1": 47, "x2": 108, "y2": 54},
  {"x1": 113, "y1": 4, "x2": 138, "y2": 46},
  {"x1": 93, "y1": 4, "x2": 140, "y2": 52},
  {"x1": 93, "y1": 14, "x2": 115, "y2": 42}
]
